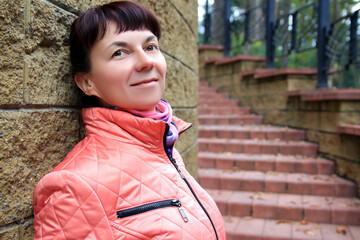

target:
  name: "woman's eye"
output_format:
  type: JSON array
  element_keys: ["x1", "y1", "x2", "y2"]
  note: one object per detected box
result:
[
  {"x1": 112, "y1": 50, "x2": 125, "y2": 57},
  {"x1": 146, "y1": 45, "x2": 158, "y2": 51}
]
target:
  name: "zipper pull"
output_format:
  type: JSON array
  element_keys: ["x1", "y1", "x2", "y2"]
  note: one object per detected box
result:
[
  {"x1": 178, "y1": 207, "x2": 189, "y2": 222},
  {"x1": 171, "y1": 199, "x2": 189, "y2": 222},
  {"x1": 170, "y1": 156, "x2": 186, "y2": 179}
]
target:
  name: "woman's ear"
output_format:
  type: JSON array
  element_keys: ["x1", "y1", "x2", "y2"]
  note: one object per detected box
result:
[{"x1": 74, "y1": 73, "x2": 98, "y2": 97}]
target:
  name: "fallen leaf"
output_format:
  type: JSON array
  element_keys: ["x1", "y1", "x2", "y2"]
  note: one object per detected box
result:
[
  {"x1": 309, "y1": 204, "x2": 321, "y2": 208},
  {"x1": 250, "y1": 193, "x2": 266, "y2": 201},
  {"x1": 305, "y1": 230, "x2": 315, "y2": 236},
  {"x1": 336, "y1": 226, "x2": 347, "y2": 235},
  {"x1": 277, "y1": 220, "x2": 293, "y2": 224},
  {"x1": 266, "y1": 171, "x2": 279, "y2": 175},
  {"x1": 300, "y1": 220, "x2": 309, "y2": 225},
  {"x1": 313, "y1": 225, "x2": 322, "y2": 230},
  {"x1": 243, "y1": 216, "x2": 253, "y2": 220}
]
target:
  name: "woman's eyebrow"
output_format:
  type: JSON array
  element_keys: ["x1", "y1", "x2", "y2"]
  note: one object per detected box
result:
[
  {"x1": 145, "y1": 35, "x2": 158, "y2": 42},
  {"x1": 107, "y1": 35, "x2": 158, "y2": 50}
]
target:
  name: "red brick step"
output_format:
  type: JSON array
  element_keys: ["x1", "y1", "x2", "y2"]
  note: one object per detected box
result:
[
  {"x1": 199, "y1": 169, "x2": 356, "y2": 197},
  {"x1": 199, "y1": 99, "x2": 239, "y2": 107},
  {"x1": 199, "y1": 92, "x2": 228, "y2": 100},
  {"x1": 223, "y1": 216, "x2": 360, "y2": 240},
  {"x1": 198, "y1": 106, "x2": 251, "y2": 115},
  {"x1": 199, "y1": 125, "x2": 305, "y2": 141},
  {"x1": 198, "y1": 152, "x2": 335, "y2": 175},
  {"x1": 198, "y1": 138, "x2": 318, "y2": 156},
  {"x1": 207, "y1": 189, "x2": 360, "y2": 225},
  {"x1": 198, "y1": 114, "x2": 264, "y2": 125}
]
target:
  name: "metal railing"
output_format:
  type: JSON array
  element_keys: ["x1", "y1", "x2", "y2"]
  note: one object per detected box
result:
[{"x1": 199, "y1": 0, "x2": 360, "y2": 89}]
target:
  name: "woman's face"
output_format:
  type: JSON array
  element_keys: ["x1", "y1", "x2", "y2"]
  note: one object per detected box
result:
[{"x1": 79, "y1": 23, "x2": 166, "y2": 111}]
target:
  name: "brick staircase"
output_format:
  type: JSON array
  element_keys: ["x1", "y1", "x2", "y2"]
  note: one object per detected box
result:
[{"x1": 198, "y1": 81, "x2": 360, "y2": 240}]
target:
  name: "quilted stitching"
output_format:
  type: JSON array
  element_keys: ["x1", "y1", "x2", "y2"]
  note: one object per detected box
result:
[{"x1": 33, "y1": 108, "x2": 225, "y2": 239}]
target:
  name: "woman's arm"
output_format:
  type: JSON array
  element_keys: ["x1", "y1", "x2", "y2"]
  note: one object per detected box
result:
[{"x1": 33, "y1": 170, "x2": 114, "y2": 240}]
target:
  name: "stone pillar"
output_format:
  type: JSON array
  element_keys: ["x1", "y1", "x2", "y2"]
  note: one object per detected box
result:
[{"x1": 0, "y1": 0, "x2": 198, "y2": 238}]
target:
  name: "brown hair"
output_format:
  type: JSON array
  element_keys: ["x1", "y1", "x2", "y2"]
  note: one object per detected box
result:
[{"x1": 69, "y1": 1, "x2": 161, "y2": 76}]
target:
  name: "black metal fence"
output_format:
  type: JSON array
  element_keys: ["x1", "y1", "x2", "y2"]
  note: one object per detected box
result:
[{"x1": 199, "y1": 0, "x2": 360, "y2": 89}]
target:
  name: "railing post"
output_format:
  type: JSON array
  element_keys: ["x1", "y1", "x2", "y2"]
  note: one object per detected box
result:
[
  {"x1": 204, "y1": 0, "x2": 211, "y2": 44},
  {"x1": 224, "y1": 0, "x2": 231, "y2": 57},
  {"x1": 291, "y1": 12, "x2": 297, "y2": 52},
  {"x1": 244, "y1": 11, "x2": 249, "y2": 43},
  {"x1": 317, "y1": 0, "x2": 330, "y2": 88},
  {"x1": 266, "y1": 0, "x2": 275, "y2": 68},
  {"x1": 349, "y1": 10, "x2": 358, "y2": 67}
]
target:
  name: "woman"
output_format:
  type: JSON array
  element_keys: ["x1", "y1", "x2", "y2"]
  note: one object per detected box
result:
[{"x1": 32, "y1": 1, "x2": 225, "y2": 239}]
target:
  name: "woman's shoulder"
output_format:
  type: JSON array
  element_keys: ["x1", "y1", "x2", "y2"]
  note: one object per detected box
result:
[{"x1": 51, "y1": 136, "x2": 95, "y2": 172}]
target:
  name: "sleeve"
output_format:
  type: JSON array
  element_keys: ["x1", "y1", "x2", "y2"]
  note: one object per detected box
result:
[{"x1": 33, "y1": 170, "x2": 114, "y2": 240}]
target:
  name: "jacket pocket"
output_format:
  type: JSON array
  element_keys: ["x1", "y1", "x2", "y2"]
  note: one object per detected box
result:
[{"x1": 116, "y1": 198, "x2": 188, "y2": 222}]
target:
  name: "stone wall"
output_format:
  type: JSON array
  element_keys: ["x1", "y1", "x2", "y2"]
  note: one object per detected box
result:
[{"x1": 0, "y1": 0, "x2": 198, "y2": 238}]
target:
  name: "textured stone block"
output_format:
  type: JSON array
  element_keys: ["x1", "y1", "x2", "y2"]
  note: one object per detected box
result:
[
  {"x1": 163, "y1": 54, "x2": 198, "y2": 108},
  {"x1": 340, "y1": 101, "x2": 360, "y2": 111},
  {"x1": 173, "y1": 108, "x2": 198, "y2": 154},
  {"x1": 262, "y1": 95, "x2": 288, "y2": 110},
  {"x1": 198, "y1": 49, "x2": 223, "y2": 68},
  {"x1": 0, "y1": 110, "x2": 80, "y2": 225},
  {"x1": 214, "y1": 64, "x2": 233, "y2": 75},
  {"x1": 264, "y1": 110, "x2": 288, "y2": 126},
  {"x1": 0, "y1": 0, "x2": 25, "y2": 105},
  {"x1": 320, "y1": 112, "x2": 339, "y2": 132},
  {"x1": 334, "y1": 157, "x2": 360, "y2": 196},
  {"x1": 287, "y1": 77, "x2": 316, "y2": 91},
  {"x1": 135, "y1": 0, "x2": 198, "y2": 72},
  {"x1": 318, "y1": 133, "x2": 360, "y2": 162},
  {"x1": 42, "y1": 0, "x2": 82, "y2": 14},
  {"x1": 259, "y1": 80, "x2": 287, "y2": 95},
  {"x1": 169, "y1": 0, "x2": 198, "y2": 35},
  {"x1": 0, "y1": 224, "x2": 19, "y2": 239},
  {"x1": 299, "y1": 111, "x2": 321, "y2": 130},
  {"x1": 19, "y1": 217, "x2": 34, "y2": 240},
  {"x1": 339, "y1": 112, "x2": 360, "y2": 126},
  {"x1": 180, "y1": 143, "x2": 198, "y2": 180},
  {"x1": 25, "y1": 0, "x2": 79, "y2": 106}
]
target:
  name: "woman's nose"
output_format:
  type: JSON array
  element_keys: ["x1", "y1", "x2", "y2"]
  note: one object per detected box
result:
[{"x1": 135, "y1": 50, "x2": 155, "y2": 72}]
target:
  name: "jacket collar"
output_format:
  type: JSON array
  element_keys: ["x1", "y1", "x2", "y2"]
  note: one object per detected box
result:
[{"x1": 82, "y1": 107, "x2": 192, "y2": 149}]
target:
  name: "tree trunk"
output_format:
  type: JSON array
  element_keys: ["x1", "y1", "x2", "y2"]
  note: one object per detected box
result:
[
  {"x1": 211, "y1": 0, "x2": 225, "y2": 45},
  {"x1": 281, "y1": 0, "x2": 290, "y2": 68}
]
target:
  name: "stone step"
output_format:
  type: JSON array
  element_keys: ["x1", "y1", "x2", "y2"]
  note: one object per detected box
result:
[
  {"x1": 223, "y1": 216, "x2": 360, "y2": 240},
  {"x1": 199, "y1": 85, "x2": 218, "y2": 92},
  {"x1": 198, "y1": 152, "x2": 335, "y2": 175},
  {"x1": 198, "y1": 114, "x2": 264, "y2": 125},
  {"x1": 198, "y1": 99, "x2": 239, "y2": 107},
  {"x1": 199, "y1": 81, "x2": 208, "y2": 87},
  {"x1": 199, "y1": 91, "x2": 228, "y2": 100},
  {"x1": 198, "y1": 138, "x2": 318, "y2": 157},
  {"x1": 206, "y1": 189, "x2": 360, "y2": 225},
  {"x1": 199, "y1": 168, "x2": 356, "y2": 197},
  {"x1": 199, "y1": 125, "x2": 305, "y2": 141},
  {"x1": 198, "y1": 106, "x2": 251, "y2": 115}
]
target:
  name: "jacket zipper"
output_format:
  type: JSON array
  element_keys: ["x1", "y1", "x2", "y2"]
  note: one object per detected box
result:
[
  {"x1": 117, "y1": 198, "x2": 188, "y2": 222},
  {"x1": 163, "y1": 124, "x2": 219, "y2": 240}
]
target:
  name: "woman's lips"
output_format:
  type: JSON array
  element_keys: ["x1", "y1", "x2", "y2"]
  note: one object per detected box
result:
[{"x1": 130, "y1": 79, "x2": 158, "y2": 87}]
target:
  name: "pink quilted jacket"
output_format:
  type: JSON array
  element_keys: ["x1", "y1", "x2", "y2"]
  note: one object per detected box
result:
[{"x1": 33, "y1": 107, "x2": 226, "y2": 240}]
